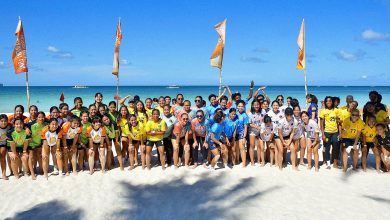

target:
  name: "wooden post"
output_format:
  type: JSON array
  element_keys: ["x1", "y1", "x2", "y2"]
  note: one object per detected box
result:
[
  {"x1": 219, "y1": 68, "x2": 222, "y2": 96},
  {"x1": 25, "y1": 71, "x2": 30, "y2": 108}
]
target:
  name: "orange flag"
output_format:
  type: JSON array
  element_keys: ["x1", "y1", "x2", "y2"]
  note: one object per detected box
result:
[
  {"x1": 12, "y1": 17, "x2": 28, "y2": 74},
  {"x1": 296, "y1": 19, "x2": 305, "y2": 70},
  {"x1": 112, "y1": 18, "x2": 122, "y2": 76},
  {"x1": 210, "y1": 19, "x2": 226, "y2": 69}
]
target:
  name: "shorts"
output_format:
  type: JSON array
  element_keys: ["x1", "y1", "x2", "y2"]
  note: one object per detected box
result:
[
  {"x1": 146, "y1": 140, "x2": 164, "y2": 147},
  {"x1": 235, "y1": 131, "x2": 245, "y2": 140},
  {"x1": 208, "y1": 141, "x2": 217, "y2": 150},
  {"x1": 249, "y1": 129, "x2": 260, "y2": 137},
  {"x1": 274, "y1": 134, "x2": 291, "y2": 140},
  {"x1": 132, "y1": 140, "x2": 141, "y2": 145},
  {"x1": 78, "y1": 142, "x2": 88, "y2": 150},
  {"x1": 65, "y1": 139, "x2": 74, "y2": 147},
  {"x1": 0, "y1": 145, "x2": 6, "y2": 149},
  {"x1": 341, "y1": 138, "x2": 357, "y2": 147},
  {"x1": 7, "y1": 146, "x2": 32, "y2": 153},
  {"x1": 366, "y1": 142, "x2": 375, "y2": 149},
  {"x1": 293, "y1": 134, "x2": 304, "y2": 140},
  {"x1": 223, "y1": 137, "x2": 234, "y2": 144}
]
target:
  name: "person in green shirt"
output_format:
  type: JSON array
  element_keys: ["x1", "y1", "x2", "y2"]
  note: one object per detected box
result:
[
  {"x1": 0, "y1": 114, "x2": 10, "y2": 180},
  {"x1": 71, "y1": 97, "x2": 88, "y2": 117},
  {"x1": 7, "y1": 118, "x2": 30, "y2": 180},
  {"x1": 26, "y1": 111, "x2": 47, "y2": 179},
  {"x1": 78, "y1": 111, "x2": 91, "y2": 171},
  {"x1": 102, "y1": 113, "x2": 118, "y2": 171}
]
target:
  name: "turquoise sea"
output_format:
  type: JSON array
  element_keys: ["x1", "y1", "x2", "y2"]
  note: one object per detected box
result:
[{"x1": 0, "y1": 86, "x2": 389, "y2": 113}]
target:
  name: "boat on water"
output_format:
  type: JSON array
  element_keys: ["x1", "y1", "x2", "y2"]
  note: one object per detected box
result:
[
  {"x1": 73, "y1": 85, "x2": 88, "y2": 89},
  {"x1": 167, "y1": 85, "x2": 179, "y2": 89}
]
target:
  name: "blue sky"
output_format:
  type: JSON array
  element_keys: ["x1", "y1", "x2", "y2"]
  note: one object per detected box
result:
[{"x1": 0, "y1": 0, "x2": 390, "y2": 86}]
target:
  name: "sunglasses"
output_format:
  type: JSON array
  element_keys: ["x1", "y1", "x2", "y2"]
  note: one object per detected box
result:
[
  {"x1": 277, "y1": 99, "x2": 283, "y2": 101},
  {"x1": 196, "y1": 115, "x2": 203, "y2": 118},
  {"x1": 182, "y1": 118, "x2": 189, "y2": 121},
  {"x1": 195, "y1": 99, "x2": 201, "y2": 102},
  {"x1": 177, "y1": 98, "x2": 183, "y2": 100},
  {"x1": 352, "y1": 114, "x2": 359, "y2": 117}
]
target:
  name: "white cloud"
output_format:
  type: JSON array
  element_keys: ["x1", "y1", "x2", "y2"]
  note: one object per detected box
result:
[
  {"x1": 333, "y1": 50, "x2": 366, "y2": 61},
  {"x1": 361, "y1": 29, "x2": 390, "y2": 41},
  {"x1": 240, "y1": 56, "x2": 267, "y2": 63},
  {"x1": 121, "y1": 59, "x2": 130, "y2": 65},
  {"x1": 361, "y1": 75, "x2": 367, "y2": 79},
  {"x1": 47, "y1": 46, "x2": 59, "y2": 53},
  {"x1": 0, "y1": 61, "x2": 10, "y2": 69},
  {"x1": 47, "y1": 46, "x2": 73, "y2": 59}
]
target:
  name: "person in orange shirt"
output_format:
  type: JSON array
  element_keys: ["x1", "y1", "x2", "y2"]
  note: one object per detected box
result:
[
  {"x1": 41, "y1": 118, "x2": 62, "y2": 179},
  {"x1": 87, "y1": 116, "x2": 108, "y2": 174},
  {"x1": 24, "y1": 105, "x2": 38, "y2": 124},
  {"x1": 61, "y1": 116, "x2": 82, "y2": 175},
  {"x1": 8, "y1": 105, "x2": 27, "y2": 126}
]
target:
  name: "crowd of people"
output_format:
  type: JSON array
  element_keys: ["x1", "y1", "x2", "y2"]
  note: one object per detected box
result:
[{"x1": 0, "y1": 83, "x2": 389, "y2": 180}]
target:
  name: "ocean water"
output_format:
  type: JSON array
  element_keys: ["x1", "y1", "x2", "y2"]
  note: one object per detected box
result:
[{"x1": 0, "y1": 86, "x2": 389, "y2": 113}]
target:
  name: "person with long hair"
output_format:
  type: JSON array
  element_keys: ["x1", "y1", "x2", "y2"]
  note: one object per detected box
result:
[
  {"x1": 102, "y1": 114, "x2": 118, "y2": 171},
  {"x1": 248, "y1": 100, "x2": 263, "y2": 166},
  {"x1": 71, "y1": 97, "x2": 88, "y2": 117},
  {"x1": 59, "y1": 103, "x2": 73, "y2": 123},
  {"x1": 301, "y1": 111, "x2": 320, "y2": 171},
  {"x1": 319, "y1": 96, "x2": 341, "y2": 169},
  {"x1": 107, "y1": 101, "x2": 119, "y2": 123},
  {"x1": 78, "y1": 111, "x2": 91, "y2": 171},
  {"x1": 117, "y1": 106, "x2": 130, "y2": 170},
  {"x1": 161, "y1": 105, "x2": 177, "y2": 166},
  {"x1": 292, "y1": 105, "x2": 306, "y2": 166},
  {"x1": 223, "y1": 108, "x2": 238, "y2": 166},
  {"x1": 236, "y1": 100, "x2": 249, "y2": 167},
  {"x1": 93, "y1": 92, "x2": 107, "y2": 110},
  {"x1": 8, "y1": 105, "x2": 27, "y2": 126}
]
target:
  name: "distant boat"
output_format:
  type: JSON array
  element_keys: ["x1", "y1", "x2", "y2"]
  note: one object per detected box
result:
[
  {"x1": 167, "y1": 85, "x2": 179, "y2": 89},
  {"x1": 73, "y1": 85, "x2": 88, "y2": 89}
]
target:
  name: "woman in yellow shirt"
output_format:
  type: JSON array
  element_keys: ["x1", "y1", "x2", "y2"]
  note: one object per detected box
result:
[
  {"x1": 117, "y1": 106, "x2": 130, "y2": 170},
  {"x1": 126, "y1": 114, "x2": 146, "y2": 170},
  {"x1": 145, "y1": 109, "x2": 167, "y2": 170},
  {"x1": 362, "y1": 115, "x2": 377, "y2": 172},
  {"x1": 319, "y1": 96, "x2": 341, "y2": 169},
  {"x1": 340, "y1": 109, "x2": 365, "y2": 172}
]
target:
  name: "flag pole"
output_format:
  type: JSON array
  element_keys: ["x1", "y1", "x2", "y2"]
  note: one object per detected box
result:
[
  {"x1": 219, "y1": 68, "x2": 222, "y2": 96},
  {"x1": 25, "y1": 71, "x2": 30, "y2": 108},
  {"x1": 116, "y1": 74, "x2": 119, "y2": 111},
  {"x1": 303, "y1": 19, "x2": 308, "y2": 107}
]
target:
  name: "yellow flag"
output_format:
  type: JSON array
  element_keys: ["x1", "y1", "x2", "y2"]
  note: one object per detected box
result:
[
  {"x1": 296, "y1": 19, "x2": 305, "y2": 70},
  {"x1": 210, "y1": 19, "x2": 226, "y2": 69},
  {"x1": 112, "y1": 18, "x2": 122, "y2": 76}
]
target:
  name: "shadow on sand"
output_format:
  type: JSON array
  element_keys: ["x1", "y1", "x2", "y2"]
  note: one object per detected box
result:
[
  {"x1": 6, "y1": 200, "x2": 84, "y2": 220},
  {"x1": 362, "y1": 195, "x2": 390, "y2": 204},
  {"x1": 113, "y1": 172, "x2": 281, "y2": 220}
]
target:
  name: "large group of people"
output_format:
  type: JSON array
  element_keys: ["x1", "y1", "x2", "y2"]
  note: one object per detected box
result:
[{"x1": 0, "y1": 83, "x2": 389, "y2": 180}]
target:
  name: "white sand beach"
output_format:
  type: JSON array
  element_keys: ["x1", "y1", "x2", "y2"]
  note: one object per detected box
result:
[{"x1": 1, "y1": 148, "x2": 389, "y2": 220}]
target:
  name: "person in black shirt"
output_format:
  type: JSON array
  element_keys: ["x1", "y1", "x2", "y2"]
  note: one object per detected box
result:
[{"x1": 375, "y1": 123, "x2": 390, "y2": 173}]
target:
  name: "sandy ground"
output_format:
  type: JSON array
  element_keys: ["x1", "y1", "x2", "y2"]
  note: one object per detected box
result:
[{"x1": 0, "y1": 148, "x2": 389, "y2": 220}]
